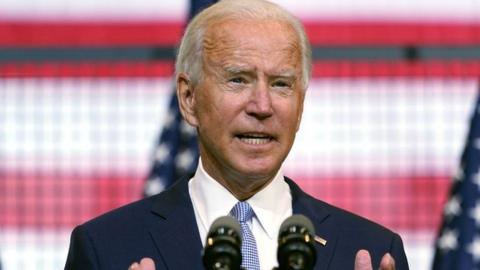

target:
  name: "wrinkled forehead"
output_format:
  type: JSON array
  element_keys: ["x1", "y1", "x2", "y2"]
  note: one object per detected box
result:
[{"x1": 202, "y1": 18, "x2": 302, "y2": 68}]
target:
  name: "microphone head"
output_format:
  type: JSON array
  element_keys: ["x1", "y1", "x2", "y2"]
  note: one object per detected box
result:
[
  {"x1": 277, "y1": 215, "x2": 316, "y2": 270},
  {"x1": 203, "y1": 216, "x2": 242, "y2": 270},
  {"x1": 209, "y1": 215, "x2": 242, "y2": 235},
  {"x1": 279, "y1": 214, "x2": 315, "y2": 235}
]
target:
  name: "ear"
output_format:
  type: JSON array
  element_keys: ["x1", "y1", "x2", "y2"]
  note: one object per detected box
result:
[{"x1": 176, "y1": 73, "x2": 199, "y2": 127}]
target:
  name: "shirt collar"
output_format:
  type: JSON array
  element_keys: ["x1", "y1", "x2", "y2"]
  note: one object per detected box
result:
[
  {"x1": 247, "y1": 169, "x2": 292, "y2": 239},
  {"x1": 189, "y1": 159, "x2": 291, "y2": 239}
]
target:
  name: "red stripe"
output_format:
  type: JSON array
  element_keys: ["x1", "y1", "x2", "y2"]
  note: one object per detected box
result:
[
  {"x1": 0, "y1": 61, "x2": 174, "y2": 77},
  {"x1": 304, "y1": 21, "x2": 480, "y2": 45},
  {"x1": 312, "y1": 60, "x2": 480, "y2": 77},
  {"x1": 1, "y1": 170, "x2": 450, "y2": 230},
  {"x1": 1, "y1": 170, "x2": 144, "y2": 228},
  {"x1": 1, "y1": 21, "x2": 480, "y2": 46},
  {"x1": 2, "y1": 60, "x2": 480, "y2": 78},
  {"x1": 0, "y1": 21, "x2": 183, "y2": 47},
  {"x1": 296, "y1": 175, "x2": 450, "y2": 231}
]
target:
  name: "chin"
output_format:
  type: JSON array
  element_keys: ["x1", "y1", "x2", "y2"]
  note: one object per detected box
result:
[{"x1": 234, "y1": 160, "x2": 279, "y2": 180}]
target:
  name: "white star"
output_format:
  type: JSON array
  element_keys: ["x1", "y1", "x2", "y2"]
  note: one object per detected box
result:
[
  {"x1": 176, "y1": 149, "x2": 195, "y2": 170},
  {"x1": 475, "y1": 138, "x2": 480, "y2": 150},
  {"x1": 470, "y1": 201, "x2": 480, "y2": 226},
  {"x1": 154, "y1": 144, "x2": 170, "y2": 163},
  {"x1": 144, "y1": 177, "x2": 166, "y2": 196},
  {"x1": 437, "y1": 229, "x2": 458, "y2": 252},
  {"x1": 163, "y1": 113, "x2": 175, "y2": 128},
  {"x1": 467, "y1": 236, "x2": 480, "y2": 262},
  {"x1": 453, "y1": 166, "x2": 464, "y2": 182},
  {"x1": 472, "y1": 169, "x2": 480, "y2": 189},
  {"x1": 180, "y1": 120, "x2": 196, "y2": 136},
  {"x1": 444, "y1": 196, "x2": 461, "y2": 217}
]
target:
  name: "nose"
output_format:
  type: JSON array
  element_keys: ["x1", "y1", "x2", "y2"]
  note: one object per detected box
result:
[{"x1": 245, "y1": 81, "x2": 273, "y2": 120}]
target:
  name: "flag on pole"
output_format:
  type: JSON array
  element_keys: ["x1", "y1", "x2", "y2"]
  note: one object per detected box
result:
[
  {"x1": 432, "y1": 92, "x2": 480, "y2": 269},
  {"x1": 143, "y1": 0, "x2": 217, "y2": 196},
  {"x1": 188, "y1": 0, "x2": 217, "y2": 19}
]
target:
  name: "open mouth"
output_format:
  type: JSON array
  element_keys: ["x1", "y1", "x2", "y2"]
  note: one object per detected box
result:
[{"x1": 236, "y1": 133, "x2": 273, "y2": 145}]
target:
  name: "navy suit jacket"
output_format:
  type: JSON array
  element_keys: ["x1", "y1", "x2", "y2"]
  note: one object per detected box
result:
[{"x1": 65, "y1": 177, "x2": 409, "y2": 269}]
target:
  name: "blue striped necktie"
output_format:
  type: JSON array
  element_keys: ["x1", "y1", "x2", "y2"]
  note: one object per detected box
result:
[{"x1": 230, "y1": 201, "x2": 260, "y2": 270}]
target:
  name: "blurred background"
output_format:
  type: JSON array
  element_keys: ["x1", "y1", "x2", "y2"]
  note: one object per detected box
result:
[{"x1": 1, "y1": 0, "x2": 480, "y2": 269}]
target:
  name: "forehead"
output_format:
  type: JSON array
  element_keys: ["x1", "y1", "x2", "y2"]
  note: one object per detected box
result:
[{"x1": 202, "y1": 18, "x2": 301, "y2": 70}]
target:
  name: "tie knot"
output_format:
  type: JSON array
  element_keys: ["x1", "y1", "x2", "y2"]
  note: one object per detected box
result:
[{"x1": 230, "y1": 201, "x2": 254, "y2": 223}]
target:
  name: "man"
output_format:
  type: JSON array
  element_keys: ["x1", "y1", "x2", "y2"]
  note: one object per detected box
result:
[{"x1": 65, "y1": 0, "x2": 409, "y2": 269}]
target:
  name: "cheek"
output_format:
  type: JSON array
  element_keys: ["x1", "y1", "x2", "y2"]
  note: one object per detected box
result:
[
  {"x1": 208, "y1": 93, "x2": 244, "y2": 120},
  {"x1": 278, "y1": 99, "x2": 302, "y2": 127},
  {"x1": 196, "y1": 93, "x2": 231, "y2": 133}
]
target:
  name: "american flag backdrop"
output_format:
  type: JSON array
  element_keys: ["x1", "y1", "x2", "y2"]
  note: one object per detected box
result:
[
  {"x1": 143, "y1": 94, "x2": 199, "y2": 196},
  {"x1": 2, "y1": 1, "x2": 480, "y2": 269},
  {"x1": 142, "y1": 0, "x2": 216, "y2": 197},
  {"x1": 432, "y1": 93, "x2": 480, "y2": 269}
]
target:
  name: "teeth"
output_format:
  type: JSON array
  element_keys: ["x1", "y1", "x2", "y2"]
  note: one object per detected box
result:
[{"x1": 239, "y1": 137, "x2": 270, "y2": 145}]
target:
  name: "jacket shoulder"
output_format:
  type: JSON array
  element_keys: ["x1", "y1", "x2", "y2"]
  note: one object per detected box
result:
[
  {"x1": 285, "y1": 177, "x2": 409, "y2": 269},
  {"x1": 82, "y1": 195, "x2": 156, "y2": 230}
]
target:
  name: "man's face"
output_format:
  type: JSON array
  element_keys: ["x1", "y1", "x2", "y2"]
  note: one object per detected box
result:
[{"x1": 178, "y1": 18, "x2": 305, "y2": 196}]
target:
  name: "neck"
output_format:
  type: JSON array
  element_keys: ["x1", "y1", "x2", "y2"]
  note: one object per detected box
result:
[
  {"x1": 221, "y1": 176, "x2": 274, "y2": 201},
  {"x1": 199, "y1": 159, "x2": 277, "y2": 201}
]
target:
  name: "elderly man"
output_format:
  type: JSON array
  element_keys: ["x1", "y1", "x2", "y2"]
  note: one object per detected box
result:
[{"x1": 65, "y1": 0, "x2": 409, "y2": 269}]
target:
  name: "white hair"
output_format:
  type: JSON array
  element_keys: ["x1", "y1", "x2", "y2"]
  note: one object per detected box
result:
[{"x1": 175, "y1": 0, "x2": 312, "y2": 90}]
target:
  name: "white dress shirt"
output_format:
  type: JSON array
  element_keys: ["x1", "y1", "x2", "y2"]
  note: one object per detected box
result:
[{"x1": 188, "y1": 160, "x2": 292, "y2": 270}]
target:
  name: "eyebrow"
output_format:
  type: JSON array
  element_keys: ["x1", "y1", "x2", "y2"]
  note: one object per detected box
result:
[
  {"x1": 272, "y1": 71, "x2": 297, "y2": 79},
  {"x1": 223, "y1": 65, "x2": 252, "y2": 75},
  {"x1": 223, "y1": 65, "x2": 297, "y2": 79}
]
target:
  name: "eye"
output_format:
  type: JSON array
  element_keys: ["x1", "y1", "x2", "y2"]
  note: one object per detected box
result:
[
  {"x1": 272, "y1": 80, "x2": 291, "y2": 88},
  {"x1": 229, "y1": 77, "x2": 247, "y2": 84}
]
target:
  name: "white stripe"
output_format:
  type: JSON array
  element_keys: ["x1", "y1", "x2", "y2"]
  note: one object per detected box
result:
[
  {"x1": 1, "y1": 77, "x2": 477, "y2": 176},
  {"x1": 271, "y1": 0, "x2": 480, "y2": 22},
  {"x1": 0, "y1": 0, "x2": 188, "y2": 21},
  {"x1": 285, "y1": 78, "x2": 478, "y2": 176},
  {"x1": 1, "y1": 0, "x2": 479, "y2": 22},
  {"x1": 1, "y1": 78, "x2": 172, "y2": 175},
  {"x1": 402, "y1": 230, "x2": 436, "y2": 270},
  {"x1": 0, "y1": 229, "x2": 71, "y2": 270}
]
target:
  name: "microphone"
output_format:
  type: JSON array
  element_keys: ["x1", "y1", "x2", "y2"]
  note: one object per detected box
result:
[
  {"x1": 277, "y1": 215, "x2": 316, "y2": 270},
  {"x1": 203, "y1": 216, "x2": 242, "y2": 270}
]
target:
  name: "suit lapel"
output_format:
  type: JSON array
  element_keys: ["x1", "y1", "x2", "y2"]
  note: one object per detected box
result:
[
  {"x1": 286, "y1": 177, "x2": 339, "y2": 270},
  {"x1": 148, "y1": 178, "x2": 204, "y2": 270},
  {"x1": 145, "y1": 176, "x2": 340, "y2": 270}
]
